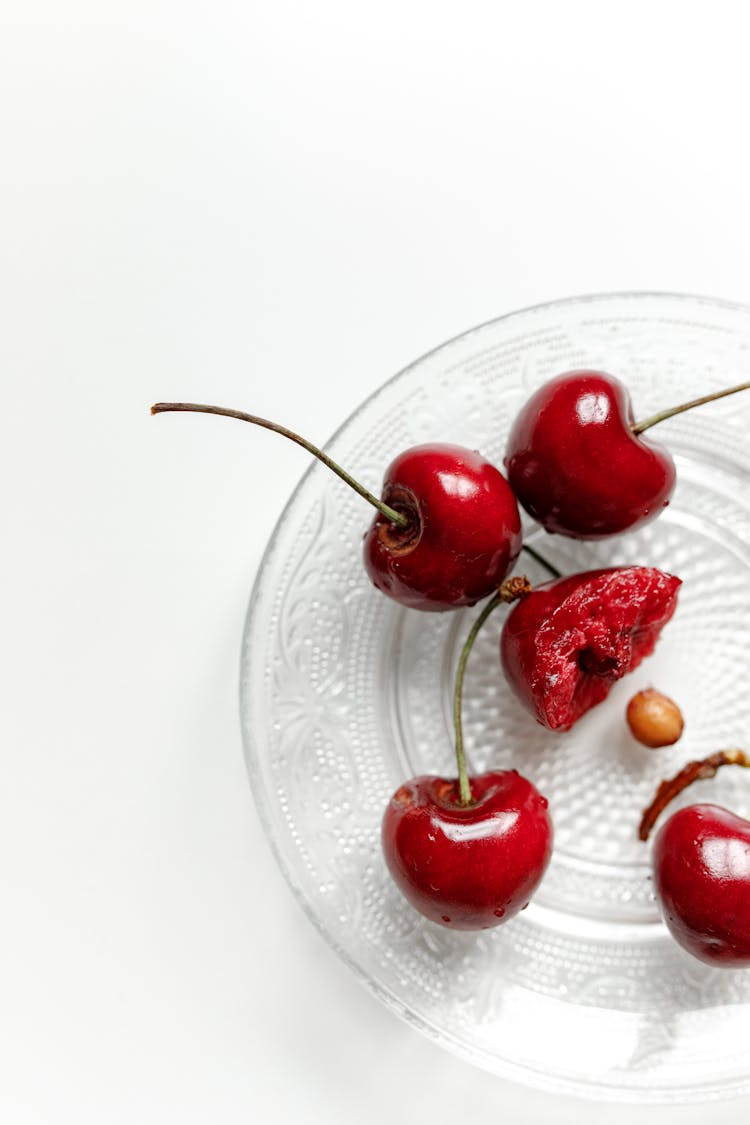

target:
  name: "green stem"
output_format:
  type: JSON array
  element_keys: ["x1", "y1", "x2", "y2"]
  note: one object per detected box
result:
[
  {"x1": 453, "y1": 577, "x2": 532, "y2": 806},
  {"x1": 632, "y1": 381, "x2": 750, "y2": 435},
  {"x1": 521, "y1": 543, "x2": 562, "y2": 579},
  {"x1": 151, "y1": 402, "x2": 410, "y2": 529}
]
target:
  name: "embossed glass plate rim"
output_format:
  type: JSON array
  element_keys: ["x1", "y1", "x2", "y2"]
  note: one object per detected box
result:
[{"x1": 239, "y1": 290, "x2": 750, "y2": 1104}]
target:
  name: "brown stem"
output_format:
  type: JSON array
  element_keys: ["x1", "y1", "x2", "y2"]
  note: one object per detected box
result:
[
  {"x1": 638, "y1": 748, "x2": 750, "y2": 841},
  {"x1": 632, "y1": 381, "x2": 750, "y2": 435},
  {"x1": 150, "y1": 402, "x2": 410, "y2": 529}
]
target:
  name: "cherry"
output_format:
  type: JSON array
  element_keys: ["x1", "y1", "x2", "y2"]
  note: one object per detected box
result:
[
  {"x1": 382, "y1": 771, "x2": 552, "y2": 930},
  {"x1": 363, "y1": 443, "x2": 522, "y2": 610},
  {"x1": 500, "y1": 566, "x2": 681, "y2": 731},
  {"x1": 151, "y1": 404, "x2": 521, "y2": 612},
  {"x1": 504, "y1": 371, "x2": 750, "y2": 539},
  {"x1": 382, "y1": 579, "x2": 553, "y2": 929},
  {"x1": 640, "y1": 750, "x2": 750, "y2": 966}
]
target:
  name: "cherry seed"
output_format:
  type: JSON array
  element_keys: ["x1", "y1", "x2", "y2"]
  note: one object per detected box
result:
[
  {"x1": 505, "y1": 372, "x2": 750, "y2": 539},
  {"x1": 151, "y1": 403, "x2": 522, "y2": 612},
  {"x1": 626, "y1": 688, "x2": 684, "y2": 748},
  {"x1": 640, "y1": 750, "x2": 750, "y2": 966},
  {"x1": 381, "y1": 577, "x2": 553, "y2": 930}
]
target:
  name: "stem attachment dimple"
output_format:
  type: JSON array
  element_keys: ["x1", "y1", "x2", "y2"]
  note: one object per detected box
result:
[
  {"x1": 638, "y1": 748, "x2": 750, "y2": 841},
  {"x1": 632, "y1": 381, "x2": 750, "y2": 435},
  {"x1": 150, "y1": 401, "x2": 410, "y2": 529},
  {"x1": 453, "y1": 576, "x2": 533, "y2": 806}
]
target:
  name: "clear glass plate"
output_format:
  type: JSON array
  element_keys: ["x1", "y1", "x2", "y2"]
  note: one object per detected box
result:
[{"x1": 240, "y1": 293, "x2": 750, "y2": 1103}]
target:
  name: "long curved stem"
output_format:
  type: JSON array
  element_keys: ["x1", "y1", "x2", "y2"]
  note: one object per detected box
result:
[
  {"x1": 453, "y1": 577, "x2": 532, "y2": 806},
  {"x1": 151, "y1": 402, "x2": 410, "y2": 529},
  {"x1": 632, "y1": 381, "x2": 750, "y2": 435},
  {"x1": 638, "y1": 749, "x2": 750, "y2": 841}
]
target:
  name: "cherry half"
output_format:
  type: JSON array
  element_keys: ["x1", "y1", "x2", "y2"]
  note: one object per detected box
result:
[
  {"x1": 152, "y1": 404, "x2": 521, "y2": 612},
  {"x1": 640, "y1": 750, "x2": 750, "y2": 966},
  {"x1": 505, "y1": 372, "x2": 750, "y2": 539},
  {"x1": 500, "y1": 566, "x2": 682, "y2": 731},
  {"x1": 382, "y1": 578, "x2": 553, "y2": 929}
]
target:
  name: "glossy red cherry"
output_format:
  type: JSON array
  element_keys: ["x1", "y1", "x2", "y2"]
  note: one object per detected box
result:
[
  {"x1": 382, "y1": 770, "x2": 552, "y2": 930},
  {"x1": 500, "y1": 566, "x2": 681, "y2": 731},
  {"x1": 151, "y1": 405, "x2": 522, "y2": 613},
  {"x1": 382, "y1": 578, "x2": 551, "y2": 929},
  {"x1": 505, "y1": 371, "x2": 750, "y2": 539},
  {"x1": 504, "y1": 372, "x2": 676, "y2": 538},
  {"x1": 640, "y1": 750, "x2": 750, "y2": 966},
  {"x1": 653, "y1": 805, "x2": 750, "y2": 966},
  {"x1": 363, "y1": 443, "x2": 522, "y2": 611}
]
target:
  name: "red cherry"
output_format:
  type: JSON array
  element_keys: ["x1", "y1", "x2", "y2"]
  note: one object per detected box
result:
[
  {"x1": 504, "y1": 372, "x2": 676, "y2": 538},
  {"x1": 382, "y1": 577, "x2": 550, "y2": 929},
  {"x1": 652, "y1": 805, "x2": 750, "y2": 966},
  {"x1": 505, "y1": 371, "x2": 750, "y2": 539},
  {"x1": 151, "y1": 405, "x2": 521, "y2": 612},
  {"x1": 382, "y1": 770, "x2": 552, "y2": 930},
  {"x1": 640, "y1": 750, "x2": 750, "y2": 966},
  {"x1": 363, "y1": 443, "x2": 522, "y2": 611},
  {"x1": 500, "y1": 566, "x2": 681, "y2": 731}
]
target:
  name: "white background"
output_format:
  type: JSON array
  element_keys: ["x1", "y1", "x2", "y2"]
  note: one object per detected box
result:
[{"x1": 3, "y1": 2, "x2": 750, "y2": 1121}]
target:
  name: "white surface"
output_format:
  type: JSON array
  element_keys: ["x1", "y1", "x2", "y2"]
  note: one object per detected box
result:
[{"x1": 2, "y1": 2, "x2": 750, "y2": 1121}]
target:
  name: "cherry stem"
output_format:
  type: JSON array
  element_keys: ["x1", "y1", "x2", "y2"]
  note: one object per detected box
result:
[
  {"x1": 638, "y1": 748, "x2": 750, "y2": 841},
  {"x1": 521, "y1": 543, "x2": 562, "y2": 579},
  {"x1": 453, "y1": 576, "x2": 533, "y2": 806},
  {"x1": 632, "y1": 381, "x2": 750, "y2": 435},
  {"x1": 150, "y1": 402, "x2": 410, "y2": 529}
]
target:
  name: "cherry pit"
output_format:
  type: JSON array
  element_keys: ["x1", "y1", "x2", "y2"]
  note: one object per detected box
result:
[{"x1": 152, "y1": 366, "x2": 750, "y2": 952}]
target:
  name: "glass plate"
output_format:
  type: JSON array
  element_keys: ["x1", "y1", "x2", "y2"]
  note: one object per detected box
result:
[{"x1": 240, "y1": 293, "x2": 750, "y2": 1103}]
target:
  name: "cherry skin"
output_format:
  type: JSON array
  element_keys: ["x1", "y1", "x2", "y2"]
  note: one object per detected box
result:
[
  {"x1": 504, "y1": 371, "x2": 676, "y2": 538},
  {"x1": 500, "y1": 566, "x2": 681, "y2": 731},
  {"x1": 652, "y1": 804, "x2": 750, "y2": 966},
  {"x1": 382, "y1": 770, "x2": 552, "y2": 930},
  {"x1": 363, "y1": 443, "x2": 522, "y2": 611}
]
